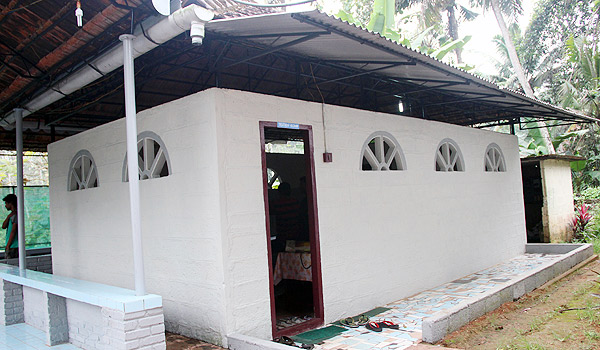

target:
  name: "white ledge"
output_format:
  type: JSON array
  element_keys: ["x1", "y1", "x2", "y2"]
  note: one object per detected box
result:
[{"x1": 0, "y1": 264, "x2": 161, "y2": 312}]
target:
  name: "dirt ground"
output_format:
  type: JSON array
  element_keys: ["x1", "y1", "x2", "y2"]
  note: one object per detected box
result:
[
  {"x1": 166, "y1": 332, "x2": 225, "y2": 350},
  {"x1": 440, "y1": 259, "x2": 600, "y2": 350}
]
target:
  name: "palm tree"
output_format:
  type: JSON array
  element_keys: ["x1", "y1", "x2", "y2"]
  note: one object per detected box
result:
[
  {"x1": 473, "y1": 0, "x2": 555, "y2": 154},
  {"x1": 561, "y1": 36, "x2": 600, "y2": 119},
  {"x1": 397, "y1": 0, "x2": 478, "y2": 63}
]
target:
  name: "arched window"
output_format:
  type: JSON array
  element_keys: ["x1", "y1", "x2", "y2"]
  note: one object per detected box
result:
[
  {"x1": 484, "y1": 143, "x2": 506, "y2": 172},
  {"x1": 360, "y1": 131, "x2": 407, "y2": 171},
  {"x1": 435, "y1": 139, "x2": 465, "y2": 172},
  {"x1": 122, "y1": 131, "x2": 171, "y2": 181},
  {"x1": 68, "y1": 150, "x2": 99, "y2": 191}
]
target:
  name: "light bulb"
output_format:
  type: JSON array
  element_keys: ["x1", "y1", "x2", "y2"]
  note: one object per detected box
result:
[{"x1": 75, "y1": 1, "x2": 83, "y2": 27}]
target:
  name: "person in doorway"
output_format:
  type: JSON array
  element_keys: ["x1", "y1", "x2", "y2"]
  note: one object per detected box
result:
[{"x1": 2, "y1": 194, "x2": 18, "y2": 259}]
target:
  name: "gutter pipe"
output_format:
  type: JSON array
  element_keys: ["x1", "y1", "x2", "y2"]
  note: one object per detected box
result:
[{"x1": 1, "y1": 4, "x2": 214, "y2": 124}]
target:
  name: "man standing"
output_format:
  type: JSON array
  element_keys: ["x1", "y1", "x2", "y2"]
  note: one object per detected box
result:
[{"x1": 2, "y1": 194, "x2": 18, "y2": 259}]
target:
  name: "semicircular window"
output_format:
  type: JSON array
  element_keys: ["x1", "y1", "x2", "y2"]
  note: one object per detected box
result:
[
  {"x1": 435, "y1": 139, "x2": 465, "y2": 172},
  {"x1": 68, "y1": 150, "x2": 99, "y2": 191},
  {"x1": 484, "y1": 143, "x2": 506, "y2": 172},
  {"x1": 122, "y1": 132, "x2": 171, "y2": 181},
  {"x1": 361, "y1": 131, "x2": 407, "y2": 171}
]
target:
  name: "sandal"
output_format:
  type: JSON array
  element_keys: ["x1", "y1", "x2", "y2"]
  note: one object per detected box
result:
[
  {"x1": 356, "y1": 314, "x2": 370, "y2": 326},
  {"x1": 274, "y1": 336, "x2": 296, "y2": 346},
  {"x1": 340, "y1": 317, "x2": 358, "y2": 328},
  {"x1": 365, "y1": 321, "x2": 382, "y2": 332},
  {"x1": 378, "y1": 320, "x2": 399, "y2": 329}
]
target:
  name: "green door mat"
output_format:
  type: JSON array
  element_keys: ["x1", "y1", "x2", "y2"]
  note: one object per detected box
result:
[
  {"x1": 291, "y1": 325, "x2": 347, "y2": 345},
  {"x1": 331, "y1": 306, "x2": 392, "y2": 326},
  {"x1": 362, "y1": 306, "x2": 391, "y2": 317}
]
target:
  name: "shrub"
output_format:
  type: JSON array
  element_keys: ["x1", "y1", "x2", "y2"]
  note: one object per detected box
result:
[
  {"x1": 572, "y1": 203, "x2": 593, "y2": 240},
  {"x1": 575, "y1": 187, "x2": 600, "y2": 203}
]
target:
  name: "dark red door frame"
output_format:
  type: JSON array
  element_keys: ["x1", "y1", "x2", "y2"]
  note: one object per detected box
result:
[{"x1": 259, "y1": 121, "x2": 325, "y2": 338}]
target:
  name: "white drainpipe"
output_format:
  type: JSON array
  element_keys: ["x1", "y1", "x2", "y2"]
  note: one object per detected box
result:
[{"x1": 12, "y1": 4, "x2": 213, "y2": 120}]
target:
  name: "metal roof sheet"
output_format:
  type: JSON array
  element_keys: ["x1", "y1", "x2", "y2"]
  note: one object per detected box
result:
[{"x1": 207, "y1": 10, "x2": 596, "y2": 124}]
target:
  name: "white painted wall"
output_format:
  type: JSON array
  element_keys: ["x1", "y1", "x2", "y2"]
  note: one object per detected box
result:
[
  {"x1": 541, "y1": 159, "x2": 575, "y2": 242},
  {"x1": 49, "y1": 90, "x2": 228, "y2": 345},
  {"x1": 213, "y1": 89, "x2": 526, "y2": 337},
  {"x1": 66, "y1": 300, "x2": 103, "y2": 348},
  {"x1": 50, "y1": 88, "x2": 527, "y2": 344},
  {"x1": 23, "y1": 286, "x2": 46, "y2": 331}
]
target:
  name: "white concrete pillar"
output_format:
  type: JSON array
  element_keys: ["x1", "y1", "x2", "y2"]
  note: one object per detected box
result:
[
  {"x1": 120, "y1": 34, "x2": 146, "y2": 296},
  {"x1": 14, "y1": 108, "x2": 26, "y2": 271}
]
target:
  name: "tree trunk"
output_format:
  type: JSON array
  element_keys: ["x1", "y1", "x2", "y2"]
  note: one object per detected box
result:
[
  {"x1": 490, "y1": 0, "x2": 555, "y2": 154},
  {"x1": 446, "y1": 5, "x2": 462, "y2": 63}
]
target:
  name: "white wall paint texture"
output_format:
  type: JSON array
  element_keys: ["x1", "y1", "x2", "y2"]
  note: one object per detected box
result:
[
  {"x1": 540, "y1": 159, "x2": 575, "y2": 242},
  {"x1": 23, "y1": 287, "x2": 47, "y2": 332},
  {"x1": 49, "y1": 88, "x2": 527, "y2": 344}
]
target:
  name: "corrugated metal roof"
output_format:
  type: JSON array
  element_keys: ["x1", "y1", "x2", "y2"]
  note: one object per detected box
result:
[
  {"x1": 207, "y1": 10, "x2": 596, "y2": 124},
  {"x1": 0, "y1": 5, "x2": 595, "y2": 151}
]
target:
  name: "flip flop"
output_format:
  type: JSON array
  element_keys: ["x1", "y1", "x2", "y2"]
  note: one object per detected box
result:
[
  {"x1": 365, "y1": 321, "x2": 382, "y2": 332},
  {"x1": 356, "y1": 314, "x2": 370, "y2": 326},
  {"x1": 378, "y1": 320, "x2": 399, "y2": 329},
  {"x1": 340, "y1": 317, "x2": 358, "y2": 328},
  {"x1": 274, "y1": 336, "x2": 296, "y2": 346}
]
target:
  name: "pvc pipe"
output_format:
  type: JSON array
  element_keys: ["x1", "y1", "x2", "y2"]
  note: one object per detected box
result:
[
  {"x1": 120, "y1": 34, "x2": 146, "y2": 296},
  {"x1": 16, "y1": 5, "x2": 213, "y2": 120},
  {"x1": 14, "y1": 108, "x2": 26, "y2": 271},
  {"x1": 1, "y1": 120, "x2": 86, "y2": 132}
]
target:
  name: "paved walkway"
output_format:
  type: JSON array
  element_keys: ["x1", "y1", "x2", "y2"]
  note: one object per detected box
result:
[
  {"x1": 0, "y1": 326, "x2": 225, "y2": 350},
  {"x1": 0, "y1": 323, "x2": 79, "y2": 350},
  {"x1": 0, "y1": 253, "x2": 570, "y2": 350},
  {"x1": 315, "y1": 253, "x2": 563, "y2": 350}
]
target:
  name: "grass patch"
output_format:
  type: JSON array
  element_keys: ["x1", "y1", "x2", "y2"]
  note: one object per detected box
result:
[{"x1": 585, "y1": 330, "x2": 600, "y2": 341}]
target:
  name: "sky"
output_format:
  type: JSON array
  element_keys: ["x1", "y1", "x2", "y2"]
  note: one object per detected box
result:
[
  {"x1": 460, "y1": 0, "x2": 537, "y2": 75},
  {"x1": 294, "y1": 0, "x2": 539, "y2": 77}
]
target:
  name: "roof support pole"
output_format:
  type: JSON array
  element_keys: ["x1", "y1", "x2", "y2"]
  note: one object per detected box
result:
[
  {"x1": 14, "y1": 108, "x2": 26, "y2": 272},
  {"x1": 120, "y1": 34, "x2": 145, "y2": 296}
]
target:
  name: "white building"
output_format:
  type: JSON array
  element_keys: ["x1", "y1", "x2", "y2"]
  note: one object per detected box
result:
[
  {"x1": 0, "y1": 5, "x2": 595, "y2": 349},
  {"x1": 49, "y1": 87, "x2": 526, "y2": 345}
]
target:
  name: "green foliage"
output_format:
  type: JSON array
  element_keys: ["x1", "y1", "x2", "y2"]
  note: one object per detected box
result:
[
  {"x1": 518, "y1": 0, "x2": 599, "y2": 107},
  {"x1": 337, "y1": 0, "x2": 478, "y2": 64},
  {"x1": 0, "y1": 186, "x2": 51, "y2": 249},
  {"x1": 333, "y1": 9, "x2": 471, "y2": 64},
  {"x1": 576, "y1": 187, "x2": 600, "y2": 202},
  {"x1": 517, "y1": 123, "x2": 585, "y2": 157},
  {"x1": 366, "y1": 0, "x2": 395, "y2": 34},
  {"x1": 572, "y1": 204, "x2": 600, "y2": 253},
  {"x1": 0, "y1": 151, "x2": 49, "y2": 186},
  {"x1": 520, "y1": 0, "x2": 597, "y2": 78},
  {"x1": 560, "y1": 36, "x2": 600, "y2": 118},
  {"x1": 566, "y1": 124, "x2": 600, "y2": 191},
  {"x1": 339, "y1": 0, "x2": 373, "y2": 26}
]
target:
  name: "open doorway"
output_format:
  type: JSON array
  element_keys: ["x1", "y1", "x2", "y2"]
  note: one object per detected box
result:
[
  {"x1": 260, "y1": 122, "x2": 324, "y2": 338},
  {"x1": 522, "y1": 160, "x2": 545, "y2": 242}
]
